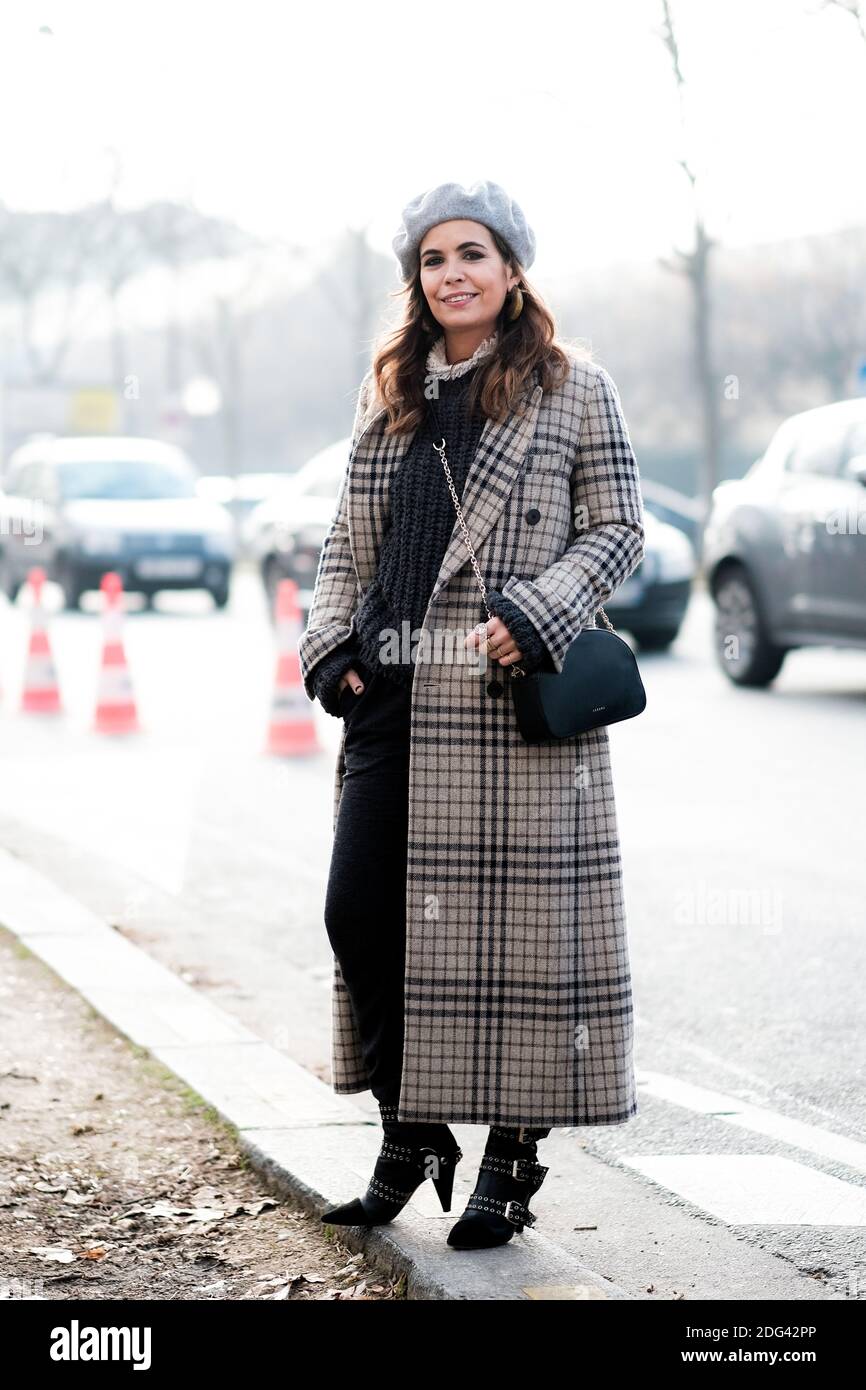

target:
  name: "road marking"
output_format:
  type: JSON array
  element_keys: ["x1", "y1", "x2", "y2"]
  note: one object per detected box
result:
[
  {"x1": 633, "y1": 1019, "x2": 863, "y2": 1136},
  {"x1": 636, "y1": 1070, "x2": 866, "y2": 1171},
  {"x1": 620, "y1": 1153, "x2": 866, "y2": 1225}
]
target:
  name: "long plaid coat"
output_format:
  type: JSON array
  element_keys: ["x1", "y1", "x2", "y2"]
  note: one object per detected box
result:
[{"x1": 299, "y1": 348, "x2": 645, "y2": 1127}]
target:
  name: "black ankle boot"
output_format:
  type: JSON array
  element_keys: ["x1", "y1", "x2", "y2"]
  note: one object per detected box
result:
[
  {"x1": 321, "y1": 1101, "x2": 463, "y2": 1227},
  {"x1": 446, "y1": 1124, "x2": 550, "y2": 1249}
]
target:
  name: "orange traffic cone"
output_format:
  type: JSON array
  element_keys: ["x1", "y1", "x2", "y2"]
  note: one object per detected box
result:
[
  {"x1": 94, "y1": 572, "x2": 140, "y2": 734},
  {"x1": 266, "y1": 578, "x2": 320, "y2": 755},
  {"x1": 21, "y1": 568, "x2": 62, "y2": 714}
]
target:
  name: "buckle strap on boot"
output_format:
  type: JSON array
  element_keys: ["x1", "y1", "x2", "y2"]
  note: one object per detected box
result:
[
  {"x1": 367, "y1": 1176, "x2": 417, "y2": 1202},
  {"x1": 378, "y1": 1139, "x2": 422, "y2": 1164},
  {"x1": 465, "y1": 1193, "x2": 537, "y2": 1231},
  {"x1": 479, "y1": 1153, "x2": 549, "y2": 1189},
  {"x1": 378, "y1": 1139, "x2": 463, "y2": 1166},
  {"x1": 488, "y1": 1124, "x2": 551, "y2": 1144}
]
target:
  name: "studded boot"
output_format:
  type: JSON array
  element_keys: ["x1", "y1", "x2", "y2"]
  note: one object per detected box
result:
[
  {"x1": 321, "y1": 1100, "x2": 463, "y2": 1227},
  {"x1": 446, "y1": 1124, "x2": 551, "y2": 1249}
]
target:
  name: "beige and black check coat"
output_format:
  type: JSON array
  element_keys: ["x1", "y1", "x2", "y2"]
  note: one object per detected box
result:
[{"x1": 299, "y1": 348, "x2": 646, "y2": 1127}]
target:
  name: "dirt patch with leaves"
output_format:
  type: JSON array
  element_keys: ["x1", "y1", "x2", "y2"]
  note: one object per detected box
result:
[{"x1": 0, "y1": 930, "x2": 402, "y2": 1300}]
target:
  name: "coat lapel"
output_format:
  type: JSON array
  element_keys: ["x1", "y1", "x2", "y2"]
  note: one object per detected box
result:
[{"x1": 346, "y1": 376, "x2": 544, "y2": 601}]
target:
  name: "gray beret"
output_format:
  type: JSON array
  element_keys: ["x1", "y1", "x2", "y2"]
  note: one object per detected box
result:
[{"x1": 392, "y1": 179, "x2": 536, "y2": 283}]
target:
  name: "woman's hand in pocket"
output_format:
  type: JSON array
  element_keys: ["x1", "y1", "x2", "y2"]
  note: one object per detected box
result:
[{"x1": 339, "y1": 668, "x2": 365, "y2": 696}]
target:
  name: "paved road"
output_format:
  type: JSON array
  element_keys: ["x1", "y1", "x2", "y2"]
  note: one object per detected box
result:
[{"x1": 1, "y1": 566, "x2": 863, "y2": 1298}]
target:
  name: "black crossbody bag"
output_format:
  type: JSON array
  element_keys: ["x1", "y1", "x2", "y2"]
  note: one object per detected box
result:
[{"x1": 427, "y1": 394, "x2": 647, "y2": 743}]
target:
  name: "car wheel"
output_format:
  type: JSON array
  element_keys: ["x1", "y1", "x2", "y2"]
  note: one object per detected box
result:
[
  {"x1": 634, "y1": 627, "x2": 679, "y2": 652},
  {"x1": 209, "y1": 584, "x2": 230, "y2": 609},
  {"x1": 712, "y1": 567, "x2": 787, "y2": 686}
]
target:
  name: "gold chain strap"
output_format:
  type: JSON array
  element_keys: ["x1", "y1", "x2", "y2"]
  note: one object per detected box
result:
[
  {"x1": 430, "y1": 428, "x2": 616, "y2": 682},
  {"x1": 430, "y1": 434, "x2": 527, "y2": 679}
]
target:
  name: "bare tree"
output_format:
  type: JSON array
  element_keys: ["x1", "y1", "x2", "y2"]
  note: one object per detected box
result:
[
  {"x1": 87, "y1": 148, "x2": 151, "y2": 430},
  {"x1": 136, "y1": 199, "x2": 251, "y2": 407},
  {"x1": 0, "y1": 204, "x2": 101, "y2": 383},
  {"x1": 312, "y1": 224, "x2": 389, "y2": 391},
  {"x1": 817, "y1": 0, "x2": 866, "y2": 43},
  {"x1": 654, "y1": 0, "x2": 721, "y2": 537},
  {"x1": 185, "y1": 248, "x2": 265, "y2": 475}
]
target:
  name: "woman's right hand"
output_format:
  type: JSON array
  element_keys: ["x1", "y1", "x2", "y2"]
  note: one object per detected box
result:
[{"x1": 339, "y1": 668, "x2": 365, "y2": 696}]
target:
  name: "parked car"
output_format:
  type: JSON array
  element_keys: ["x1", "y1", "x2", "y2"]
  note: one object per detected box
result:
[
  {"x1": 196, "y1": 472, "x2": 298, "y2": 559},
  {"x1": 641, "y1": 477, "x2": 705, "y2": 549},
  {"x1": 703, "y1": 397, "x2": 866, "y2": 685},
  {"x1": 0, "y1": 435, "x2": 236, "y2": 609},
  {"x1": 605, "y1": 510, "x2": 696, "y2": 649},
  {"x1": 248, "y1": 437, "x2": 349, "y2": 617}
]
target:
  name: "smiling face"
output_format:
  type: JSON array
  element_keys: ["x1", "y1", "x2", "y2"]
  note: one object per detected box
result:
[{"x1": 418, "y1": 219, "x2": 518, "y2": 349}]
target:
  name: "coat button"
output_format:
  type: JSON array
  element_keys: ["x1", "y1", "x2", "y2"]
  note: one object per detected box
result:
[
  {"x1": 486, "y1": 680, "x2": 504, "y2": 697},
  {"x1": 525, "y1": 507, "x2": 541, "y2": 525}
]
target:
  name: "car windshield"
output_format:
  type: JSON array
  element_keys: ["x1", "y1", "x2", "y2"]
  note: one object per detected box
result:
[{"x1": 58, "y1": 459, "x2": 197, "y2": 500}]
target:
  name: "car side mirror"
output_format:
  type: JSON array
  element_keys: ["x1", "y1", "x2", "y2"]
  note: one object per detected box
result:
[{"x1": 844, "y1": 453, "x2": 866, "y2": 486}]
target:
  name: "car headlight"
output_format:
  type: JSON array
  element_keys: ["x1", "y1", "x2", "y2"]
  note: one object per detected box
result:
[
  {"x1": 80, "y1": 529, "x2": 124, "y2": 555},
  {"x1": 203, "y1": 533, "x2": 235, "y2": 558},
  {"x1": 654, "y1": 531, "x2": 696, "y2": 583}
]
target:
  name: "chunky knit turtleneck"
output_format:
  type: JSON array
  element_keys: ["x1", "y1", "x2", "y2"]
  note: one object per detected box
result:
[{"x1": 310, "y1": 333, "x2": 552, "y2": 716}]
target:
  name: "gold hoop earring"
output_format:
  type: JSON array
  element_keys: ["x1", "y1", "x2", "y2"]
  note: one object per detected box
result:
[{"x1": 505, "y1": 285, "x2": 524, "y2": 321}]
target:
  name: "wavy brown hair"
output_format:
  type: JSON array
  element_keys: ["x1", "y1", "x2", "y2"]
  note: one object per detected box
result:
[{"x1": 368, "y1": 227, "x2": 592, "y2": 436}]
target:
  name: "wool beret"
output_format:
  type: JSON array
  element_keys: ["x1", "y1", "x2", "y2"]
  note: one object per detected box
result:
[{"x1": 392, "y1": 180, "x2": 536, "y2": 283}]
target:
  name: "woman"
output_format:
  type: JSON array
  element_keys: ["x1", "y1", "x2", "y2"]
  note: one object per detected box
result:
[{"x1": 298, "y1": 180, "x2": 645, "y2": 1250}]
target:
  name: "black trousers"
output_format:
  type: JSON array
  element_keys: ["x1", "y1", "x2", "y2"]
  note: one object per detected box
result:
[
  {"x1": 323, "y1": 666, "x2": 412, "y2": 1107},
  {"x1": 323, "y1": 665, "x2": 553, "y2": 1141}
]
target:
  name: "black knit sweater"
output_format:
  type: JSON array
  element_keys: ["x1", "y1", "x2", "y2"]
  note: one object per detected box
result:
[{"x1": 310, "y1": 363, "x2": 554, "y2": 716}]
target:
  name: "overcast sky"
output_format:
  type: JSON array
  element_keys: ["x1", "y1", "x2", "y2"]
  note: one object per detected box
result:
[{"x1": 1, "y1": 0, "x2": 865, "y2": 284}]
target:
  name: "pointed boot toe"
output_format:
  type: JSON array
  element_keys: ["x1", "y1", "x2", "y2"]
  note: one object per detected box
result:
[
  {"x1": 446, "y1": 1211, "x2": 515, "y2": 1249},
  {"x1": 320, "y1": 1197, "x2": 374, "y2": 1227},
  {"x1": 320, "y1": 1100, "x2": 463, "y2": 1229}
]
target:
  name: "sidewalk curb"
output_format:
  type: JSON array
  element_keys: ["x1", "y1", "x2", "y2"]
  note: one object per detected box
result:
[{"x1": 0, "y1": 847, "x2": 632, "y2": 1302}]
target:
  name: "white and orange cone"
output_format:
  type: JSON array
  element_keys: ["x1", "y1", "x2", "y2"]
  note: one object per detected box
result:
[
  {"x1": 93, "y1": 572, "x2": 140, "y2": 734},
  {"x1": 20, "y1": 567, "x2": 62, "y2": 714},
  {"x1": 266, "y1": 578, "x2": 320, "y2": 756}
]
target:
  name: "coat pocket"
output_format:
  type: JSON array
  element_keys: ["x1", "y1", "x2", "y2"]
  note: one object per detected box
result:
[
  {"x1": 477, "y1": 463, "x2": 572, "y2": 580},
  {"x1": 524, "y1": 450, "x2": 567, "y2": 472},
  {"x1": 520, "y1": 470, "x2": 573, "y2": 571}
]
